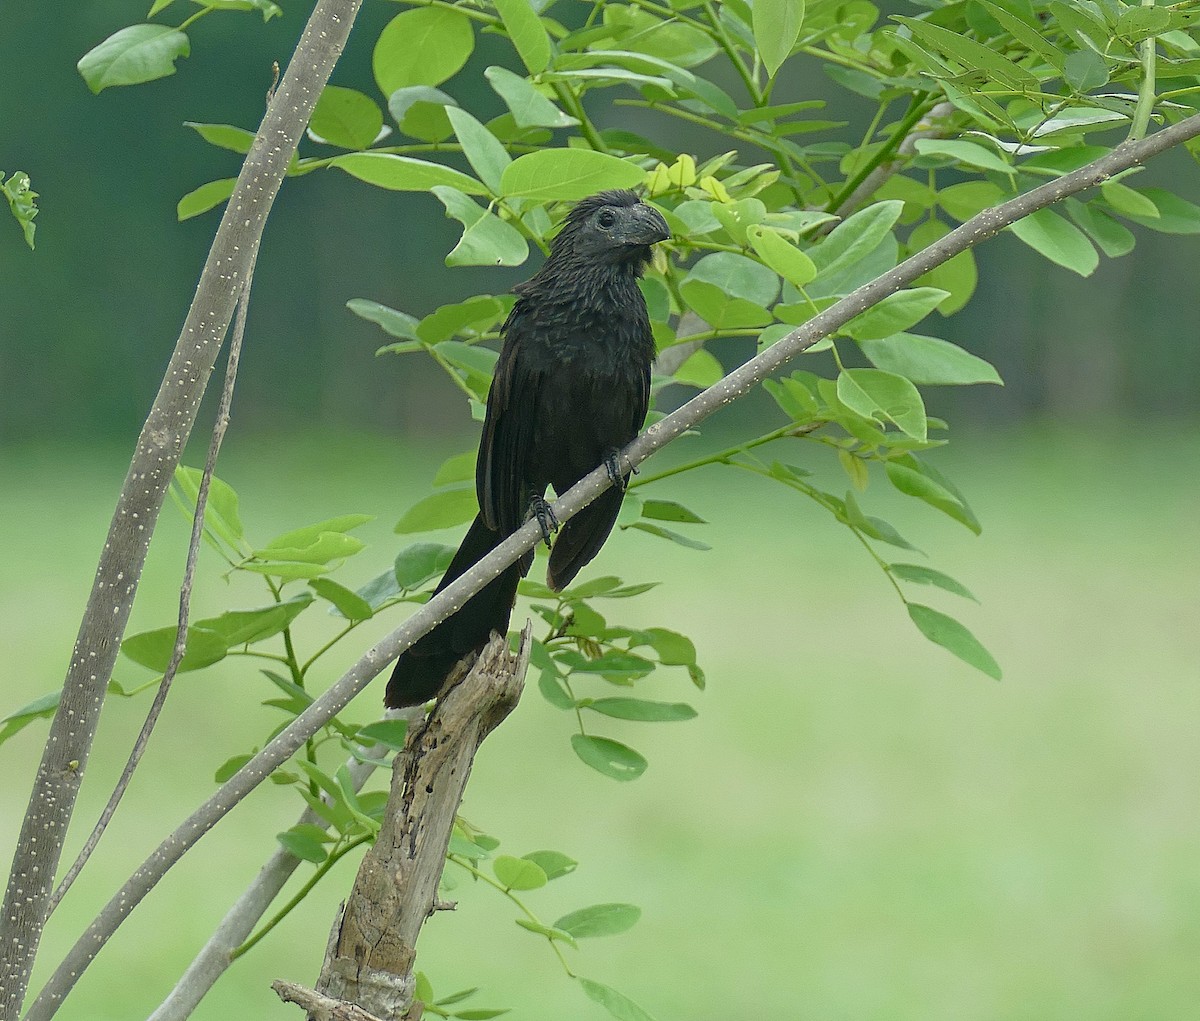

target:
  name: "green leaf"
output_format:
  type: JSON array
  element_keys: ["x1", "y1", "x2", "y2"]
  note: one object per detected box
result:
[
  {"x1": 513, "y1": 917, "x2": 578, "y2": 946},
  {"x1": 640, "y1": 500, "x2": 706, "y2": 524},
  {"x1": 522, "y1": 850, "x2": 578, "y2": 880},
  {"x1": 578, "y1": 978, "x2": 657, "y2": 1021},
  {"x1": 417, "y1": 295, "x2": 513, "y2": 344},
  {"x1": 538, "y1": 669, "x2": 576, "y2": 709},
  {"x1": 885, "y1": 460, "x2": 980, "y2": 533},
  {"x1": 494, "y1": 0, "x2": 551, "y2": 74},
  {"x1": 432, "y1": 186, "x2": 529, "y2": 267},
  {"x1": 1063, "y1": 49, "x2": 1109, "y2": 91},
  {"x1": 672, "y1": 348, "x2": 724, "y2": 389},
  {"x1": 195, "y1": 595, "x2": 313, "y2": 646},
  {"x1": 856, "y1": 332, "x2": 1001, "y2": 386},
  {"x1": 395, "y1": 488, "x2": 478, "y2": 534},
  {"x1": 937, "y1": 181, "x2": 1006, "y2": 223},
  {"x1": 1100, "y1": 181, "x2": 1159, "y2": 220},
  {"x1": 434, "y1": 451, "x2": 477, "y2": 487},
  {"x1": 277, "y1": 826, "x2": 328, "y2": 864},
  {"x1": 485, "y1": 66, "x2": 578, "y2": 129},
  {"x1": 637, "y1": 626, "x2": 697, "y2": 665},
  {"x1": 122, "y1": 626, "x2": 227, "y2": 673},
  {"x1": 331, "y1": 153, "x2": 486, "y2": 196},
  {"x1": 975, "y1": 0, "x2": 1066, "y2": 70},
  {"x1": 908, "y1": 604, "x2": 1001, "y2": 679},
  {"x1": 309, "y1": 578, "x2": 374, "y2": 621},
  {"x1": 184, "y1": 122, "x2": 255, "y2": 154},
  {"x1": 629, "y1": 521, "x2": 712, "y2": 551},
  {"x1": 685, "y1": 252, "x2": 779, "y2": 307},
  {"x1": 753, "y1": 0, "x2": 804, "y2": 78},
  {"x1": 1066, "y1": 200, "x2": 1135, "y2": 258},
  {"x1": 78, "y1": 24, "x2": 190, "y2": 93},
  {"x1": 913, "y1": 139, "x2": 1012, "y2": 176},
  {"x1": 500, "y1": 149, "x2": 644, "y2": 201},
  {"x1": 0, "y1": 691, "x2": 60, "y2": 747},
  {"x1": 357, "y1": 719, "x2": 410, "y2": 749},
  {"x1": 843, "y1": 287, "x2": 948, "y2": 341},
  {"x1": 893, "y1": 16, "x2": 1038, "y2": 88},
  {"x1": 809, "y1": 200, "x2": 904, "y2": 281},
  {"x1": 555, "y1": 903, "x2": 641, "y2": 938},
  {"x1": 172, "y1": 466, "x2": 245, "y2": 547},
  {"x1": 586, "y1": 698, "x2": 696, "y2": 722},
  {"x1": 215, "y1": 753, "x2": 253, "y2": 783},
  {"x1": 348, "y1": 298, "x2": 419, "y2": 341},
  {"x1": 447, "y1": 107, "x2": 512, "y2": 195},
  {"x1": 836, "y1": 369, "x2": 927, "y2": 440},
  {"x1": 387, "y1": 85, "x2": 457, "y2": 143},
  {"x1": 1113, "y1": 188, "x2": 1200, "y2": 234},
  {"x1": 746, "y1": 225, "x2": 816, "y2": 288},
  {"x1": 1008, "y1": 208, "x2": 1098, "y2": 276},
  {"x1": 177, "y1": 178, "x2": 236, "y2": 221},
  {"x1": 262, "y1": 515, "x2": 372, "y2": 557},
  {"x1": 890, "y1": 563, "x2": 977, "y2": 602},
  {"x1": 680, "y1": 281, "x2": 772, "y2": 330},
  {"x1": 198, "y1": 0, "x2": 280, "y2": 18},
  {"x1": 310, "y1": 85, "x2": 383, "y2": 150},
  {"x1": 373, "y1": 7, "x2": 474, "y2": 95},
  {"x1": 2, "y1": 171, "x2": 37, "y2": 249},
  {"x1": 493, "y1": 854, "x2": 548, "y2": 891},
  {"x1": 570, "y1": 734, "x2": 648, "y2": 781}
]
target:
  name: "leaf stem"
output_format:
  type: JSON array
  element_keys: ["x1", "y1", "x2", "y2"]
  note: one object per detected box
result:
[{"x1": 1128, "y1": 0, "x2": 1158, "y2": 141}]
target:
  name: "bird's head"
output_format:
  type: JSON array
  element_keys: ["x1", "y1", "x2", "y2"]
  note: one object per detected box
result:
[{"x1": 551, "y1": 190, "x2": 671, "y2": 267}]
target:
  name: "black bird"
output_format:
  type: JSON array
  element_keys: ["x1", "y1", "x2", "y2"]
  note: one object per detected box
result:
[{"x1": 385, "y1": 189, "x2": 670, "y2": 708}]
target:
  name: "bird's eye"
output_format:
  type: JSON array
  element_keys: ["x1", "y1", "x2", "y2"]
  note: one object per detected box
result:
[{"x1": 597, "y1": 210, "x2": 617, "y2": 228}]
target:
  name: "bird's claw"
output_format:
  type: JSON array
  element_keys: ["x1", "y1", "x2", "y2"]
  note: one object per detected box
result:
[
  {"x1": 604, "y1": 449, "x2": 635, "y2": 492},
  {"x1": 529, "y1": 496, "x2": 559, "y2": 547}
]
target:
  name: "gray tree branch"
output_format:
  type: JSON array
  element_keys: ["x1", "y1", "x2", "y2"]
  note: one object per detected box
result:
[
  {"x1": 23, "y1": 109, "x2": 1200, "y2": 1021},
  {"x1": 0, "y1": 3, "x2": 363, "y2": 1018}
]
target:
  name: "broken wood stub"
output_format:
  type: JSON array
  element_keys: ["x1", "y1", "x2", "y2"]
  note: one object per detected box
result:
[{"x1": 280, "y1": 625, "x2": 530, "y2": 1021}]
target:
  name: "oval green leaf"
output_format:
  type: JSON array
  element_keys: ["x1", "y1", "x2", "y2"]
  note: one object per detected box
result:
[
  {"x1": 373, "y1": 7, "x2": 474, "y2": 95},
  {"x1": 493, "y1": 854, "x2": 547, "y2": 891},
  {"x1": 908, "y1": 603, "x2": 1001, "y2": 679},
  {"x1": 554, "y1": 902, "x2": 641, "y2": 938},
  {"x1": 78, "y1": 24, "x2": 190, "y2": 93},
  {"x1": 500, "y1": 149, "x2": 645, "y2": 201},
  {"x1": 331, "y1": 153, "x2": 486, "y2": 196},
  {"x1": 310, "y1": 85, "x2": 383, "y2": 150},
  {"x1": 836, "y1": 368, "x2": 927, "y2": 440},
  {"x1": 570, "y1": 734, "x2": 648, "y2": 781},
  {"x1": 395, "y1": 488, "x2": 478, "y2": 534}
]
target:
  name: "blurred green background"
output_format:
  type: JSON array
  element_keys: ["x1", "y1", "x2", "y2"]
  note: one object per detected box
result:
[{"x1": 2, "y1": 4, "x2": 1200, "y2": 1020}]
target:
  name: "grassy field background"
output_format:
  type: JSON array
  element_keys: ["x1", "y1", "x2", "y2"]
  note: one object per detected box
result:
[{"x1": 2, "y1": 422, "x2": 1198, "y2": 1021}]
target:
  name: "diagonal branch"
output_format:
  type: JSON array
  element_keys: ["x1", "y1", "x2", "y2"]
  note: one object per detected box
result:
[
  {"x1": 23, "y1": 110, "x2": 1200, "y2": 1021},
  {"x1": 0, "y1": 3, "x2": 363, "y2": 1017}
]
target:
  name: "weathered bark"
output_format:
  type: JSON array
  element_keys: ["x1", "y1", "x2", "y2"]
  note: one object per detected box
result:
[
  {"x1": 1, "y1": 4, "x2": 363, "y2": 1019},
  {"x1": 276, "y1": 628, "x2": 530, "y2": 1020}
]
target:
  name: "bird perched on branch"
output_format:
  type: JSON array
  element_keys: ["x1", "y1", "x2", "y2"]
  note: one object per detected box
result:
[{"x1": 385, "y1": 189, "x2": 671, "y2": 708}]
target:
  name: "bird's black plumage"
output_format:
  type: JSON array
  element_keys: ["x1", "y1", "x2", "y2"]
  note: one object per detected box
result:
[{"x1": 385, "y1": 189, "x2": 670, "y2": 708}]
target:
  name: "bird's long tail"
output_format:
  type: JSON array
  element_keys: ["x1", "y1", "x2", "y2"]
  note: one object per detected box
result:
[{"x1": 385, "y1": 514, "x2": 523, "y2": 708}]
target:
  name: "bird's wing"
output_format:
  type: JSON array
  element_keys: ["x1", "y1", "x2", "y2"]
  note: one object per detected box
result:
[{"x1": 478, "y1": 325, "x2": 541, "y2": 537}]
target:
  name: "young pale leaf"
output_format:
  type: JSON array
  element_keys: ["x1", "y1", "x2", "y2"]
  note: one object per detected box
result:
[
  {"x1": 373, "y1": 7, "x2": 474, "y2": 95},
  {"x1": 500, "y1": 149, "x2": 645, "y2": 201},
  {"x1": 310, "y1": 86, "x2": 383, "y2": 150},
  {"x1": 174, "y1": 466, "x2": 245, "y2": 545},
  {"x1": 122, "y1": 626, "x2": 227, "y2": 673},
  {"x1": 522, "y1": 850, "x2": 578, "y2": 880},
  {"x1": 836, "y1": 369, "x2": 927, "y2": 440},
  {"x1": 890, "y1": 563, "x2": 977, "y2": 602},
  {"x1": 746, "y1": 225, "x2": 816, "y2": 288},
  {"x1": 331, "y1": 153, "x2": 486, "y2": 196},
  {"x1": 555, "y1": 903, "x2": 641, "y2": 938},
  {"x1": 494, "y1": 0, "x2": 551, "y2": 74},
  {"x1": 908, "y1": 604, "x2": 1001, "y2": 679},
  {"x1": 1008, "y1": 208, "x2": 1098, "y2": 276},
  {"x1": 570, "y1": 734, "x2": 648, "y2": 781},
  {"x1": 856, "y1": 333, "x2": 1002, "y2": 386},
  {"x1": 586, "y1": 698, "x2": 697, "y2": 722},
  {"x1": 177, "y1": 178, "x2": 236, "y2": 221},
  {"x1": 753, "y1": 0, "x2": 804, "y2": 79},
  {"x1": 310, "y1": 578, "x2": 374, "y2": 620},
  {"x1": 577, "y1": 978, "x2": 658, "y2": 1021},
  {"x1": 493, "y1": 854, "x2": 548, "y2": 891},
  {"x1": 842, "y1": 287, "x2": 948, "y2": 340},
  {"x1": 78, "y1": 24, "x2": 190, "y2": 93},
  {"x1": 432, "y1": 186, "x2": 528, "y2": 267},
  {"x1": 395, "y1": 488, "x2": 478, "y2": 534},
  {"x1": 447, "y1": 107, "x2": 512, "y2": 195},
  {"x1": 485, "y1": 66, "x2": 578, "y2": 129}
]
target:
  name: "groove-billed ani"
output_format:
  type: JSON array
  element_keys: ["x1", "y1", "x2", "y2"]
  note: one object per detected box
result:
[{"x1": 385, "y1": 189, "x2": 670, "y2": 708}]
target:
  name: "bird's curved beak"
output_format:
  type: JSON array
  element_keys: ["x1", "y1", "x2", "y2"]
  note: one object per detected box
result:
[{"x1": 623, "y1": 203, "x2": 672, "y2": 246}]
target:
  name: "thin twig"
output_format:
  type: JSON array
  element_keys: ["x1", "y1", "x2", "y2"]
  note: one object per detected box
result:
[
  {"x1": 24, "y1": 110, "x2": 1200, "y2": 1021},
  {"x1": 49, "y1": 255, "x2": 257, "y2": 915}
]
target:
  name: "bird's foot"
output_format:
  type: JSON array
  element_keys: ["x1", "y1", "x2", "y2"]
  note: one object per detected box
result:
[
  {"x1": 528, "y1": 495, "x2": 559, "y2": 547},
  {"x1": 604, "y1": 449, "x2": 636, "y2": 492}
]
